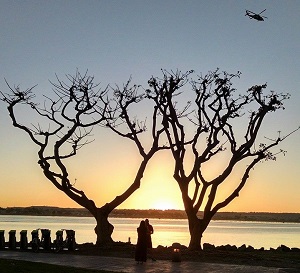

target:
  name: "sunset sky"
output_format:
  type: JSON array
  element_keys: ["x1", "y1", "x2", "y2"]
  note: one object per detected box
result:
[{"x1": 0, "y1": 1, "x2": 299, "y2": 212}]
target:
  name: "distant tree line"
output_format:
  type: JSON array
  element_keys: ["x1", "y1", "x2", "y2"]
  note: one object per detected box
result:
[{"x1": 1, "y1": 206, "x2": 300, "y2": 223}]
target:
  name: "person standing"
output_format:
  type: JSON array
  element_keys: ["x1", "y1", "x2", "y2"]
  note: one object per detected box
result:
[
  {"x1": 145, "y1": 218, "x2": 154, "y2": 248},
  {"x1": 135, "y1": 220, "x2": 148, "y2": 263}
]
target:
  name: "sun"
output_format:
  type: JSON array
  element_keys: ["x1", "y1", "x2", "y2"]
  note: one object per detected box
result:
[{"x1": 153, "y1": 200, "x2": 175, "y2": 210}]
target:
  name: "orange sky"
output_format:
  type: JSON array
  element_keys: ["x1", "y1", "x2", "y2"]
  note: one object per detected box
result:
[{"x1": 1, "y1": 120, "x2": 299, "y2": 213}]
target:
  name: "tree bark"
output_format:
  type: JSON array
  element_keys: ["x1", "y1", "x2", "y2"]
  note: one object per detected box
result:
[
  {"x1": 183, "y1": 194, "x2": 210, "y2": 250},
  {"x1": 188, "y1": 218, "x2": 202, "y2": 250},
  {"x1": 187, "y1": 217, "x2": 208, "y2": 250},
  {"x1": 182, "y1": 194, "x2": 205, "y2": 250},
  {"x1": 94, "y1": 207, "x2": 114, "y2": 246}
]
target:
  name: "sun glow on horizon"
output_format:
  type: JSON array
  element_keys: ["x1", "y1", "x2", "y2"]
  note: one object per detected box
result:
[{"x1": 152, "y1": 200, "x2": 179, "y2": 210}]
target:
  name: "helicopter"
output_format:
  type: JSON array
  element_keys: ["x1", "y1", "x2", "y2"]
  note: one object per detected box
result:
[{"x1": 245, "y1": 9, "x2": 267, "y2": 21}]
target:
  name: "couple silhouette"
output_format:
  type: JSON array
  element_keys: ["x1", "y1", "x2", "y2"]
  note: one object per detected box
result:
[{"x1": 135, "y1": 219, "x2": 154, "y2": 263}]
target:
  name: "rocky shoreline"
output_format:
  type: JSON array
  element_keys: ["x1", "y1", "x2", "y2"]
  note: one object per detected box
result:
[
  {"x1": 202, "y1": 242, "x2": 300, "y2": 252},
  {"x1": 1, "y1": 240, "x2": 300, "y2": 269},
  {"x1": 74, "y1": 241, "x2": 300, "y2": 269},
  {"x1": 75, "y1": 242, "x2": 300, "y2": 272}
]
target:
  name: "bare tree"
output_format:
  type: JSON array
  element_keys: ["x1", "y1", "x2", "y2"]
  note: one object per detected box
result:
[
  {"x1": 145, "y1": 69, "x2": 298, "y2": 250},
  {"x1": 0, "y1": 71, "x2": 165, "y2": 245}
]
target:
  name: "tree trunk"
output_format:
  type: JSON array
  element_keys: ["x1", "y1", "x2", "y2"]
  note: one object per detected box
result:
[
  {"x1": 94, "y1": 208, "x2": 114, "y2": 246},
  {"x1": 188, "y1": 218, "x2": 205, "y2": 250}
]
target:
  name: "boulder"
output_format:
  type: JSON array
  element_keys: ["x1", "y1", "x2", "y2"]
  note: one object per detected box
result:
[
  {"x1": 276, "y1": 245, "x2": 290, "y2": 252},
  {"x1": 171, "y1": 242, "x2": 187, "y2": 250},
  {"x1": 216, "y1": 244, "x2": 237, "y2": 251},
  {"x1": 238, "y1": 244, "x2": 247, "y2": 251},
  {"x1": 291, "y1": 247, "x2": 300, "y2": 252},
  {"x1": 203, "y1": 243, "x2": 215, "y2": 251},
  {"x1": 157, "y1": 245, "x2": 167, "y2": 250},
  {"x1": 246, "y1": 245, "x2": 255, "y2": 251}
]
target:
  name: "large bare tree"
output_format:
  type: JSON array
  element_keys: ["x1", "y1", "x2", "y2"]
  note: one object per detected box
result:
[
  {"x1": 145, "y1": 69, "x2": 297, "y2": 250},
  {"x1": 0, "y1": 71, "x2": 165, "y2": 245}
]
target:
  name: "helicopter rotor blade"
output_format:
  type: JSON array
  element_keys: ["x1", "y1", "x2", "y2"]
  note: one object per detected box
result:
[{"x1": 259, "y1": 9, "x2": 266, "y2": 14}]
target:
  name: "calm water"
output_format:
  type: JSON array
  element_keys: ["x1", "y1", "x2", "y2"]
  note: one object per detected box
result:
[{"x1": 1, "y1": 215, "x2": 300, "y2": 249}]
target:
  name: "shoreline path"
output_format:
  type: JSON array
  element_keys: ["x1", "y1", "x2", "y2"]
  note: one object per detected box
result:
[{"x1": 0, "y1": 251, "x2": 297, "y2": 273}]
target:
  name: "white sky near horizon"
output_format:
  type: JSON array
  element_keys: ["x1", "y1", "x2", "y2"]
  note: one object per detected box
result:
[{"x1": 0, "y1": 0, "x2": 299, "y2": 212}]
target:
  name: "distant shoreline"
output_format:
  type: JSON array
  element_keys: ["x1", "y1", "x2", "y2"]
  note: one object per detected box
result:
[{"x1": 1, "y1": 206, "x2": 300, "y2": 223}]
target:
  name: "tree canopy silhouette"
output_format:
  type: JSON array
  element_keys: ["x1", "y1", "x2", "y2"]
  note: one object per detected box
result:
[
  {"x1": 0, "y1": 71, "x2": 166, "y2": 245},
  {"x1": 1, "y1": 69, "x2": 298, "y2": 249},
  {"x1": 145, "y1": 69, "x2": 297, "y2": 249}
]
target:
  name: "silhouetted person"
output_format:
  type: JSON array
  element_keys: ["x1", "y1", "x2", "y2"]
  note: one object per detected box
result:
[
  {"x1": 135, "y1": 220, "x2": 147, "y2": 263},
  {"x1": 145, "y1": 218, "x2": 154, "y2": 249}
]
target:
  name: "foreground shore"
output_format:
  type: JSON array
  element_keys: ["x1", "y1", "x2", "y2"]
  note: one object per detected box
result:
[
  {"x1": 2, "y1": 250, "x2": 292, "y2": 273},
  {"x1": 75, "y1": 242, "x2": 300, "y2": 270},
  {"x1": 2, "y1": 245, "x2": 300, "y2": 273}
]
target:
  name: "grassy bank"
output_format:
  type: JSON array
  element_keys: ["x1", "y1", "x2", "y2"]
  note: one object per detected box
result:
[{"x1": 0, "y1": 258, "x2": 117, "y2": 273}]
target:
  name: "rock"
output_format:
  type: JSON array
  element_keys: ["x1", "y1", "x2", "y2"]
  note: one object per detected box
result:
[
  {"x1": 216, "y1": 244, "x2": 237, "y2": 251},
  {"x1": 203, "y1": 243, "x2": 215, "y2": 251},
  {"x1": 247, "y1": 245, "x2": 255, "y2": 251},
  {"x1": 171, "y1": 242, "x2": 187, "y2": 249},
  {"x1": 157, "y1": 245, "x2": 166, "y2": 250},
  {"x1": 226, "y1": 244, "x2": 237, "y2": 251},
  {"x1": 216, "y1": 245, "x2": 226, "y2": 251},
  {"x1": 291, "y1": 247, "x2": 300, "y2": 252},
  {"x1": 238, "y1": 244, "x2": 247, "y2": 251},
  {"x1": 276, "y1": 245, "x2": 290, "y2": 252}
]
